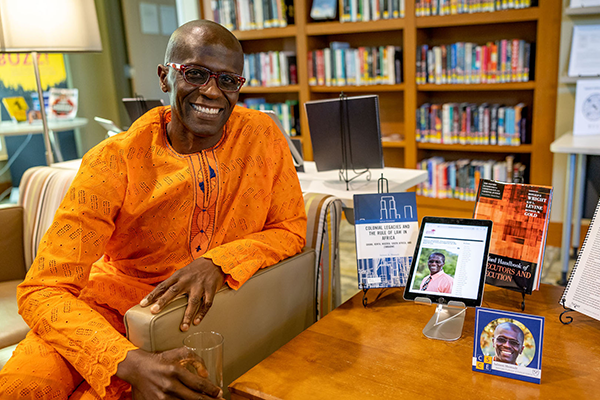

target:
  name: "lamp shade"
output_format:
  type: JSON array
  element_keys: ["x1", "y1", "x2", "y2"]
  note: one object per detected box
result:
[{"x1": 0, "y1": 0, "x2": 102, "y2": 53}]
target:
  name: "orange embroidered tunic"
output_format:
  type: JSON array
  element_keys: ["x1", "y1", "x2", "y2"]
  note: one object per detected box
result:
[{"x1": 15, "y1": 106, "x2": 307, "y2": 397}]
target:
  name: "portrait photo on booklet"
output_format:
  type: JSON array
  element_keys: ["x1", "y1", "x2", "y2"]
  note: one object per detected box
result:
[{"x1": 473, "y1": 307, "x2": 545, "y2": 384}]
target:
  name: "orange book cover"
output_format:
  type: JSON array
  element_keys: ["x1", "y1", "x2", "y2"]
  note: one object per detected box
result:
[{"x1": 473, "y1": 179, "x2": 553, "y2": 294}]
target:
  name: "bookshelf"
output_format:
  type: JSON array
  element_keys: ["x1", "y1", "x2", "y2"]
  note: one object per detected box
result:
[{"x1": 199, "y1": 0, "x2": 562, "y2": 218}]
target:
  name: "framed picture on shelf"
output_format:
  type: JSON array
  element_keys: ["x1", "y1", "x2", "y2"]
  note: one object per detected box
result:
[
  {"x1": 573, "y1": 79, "x2": 600, "y2": 135},
  {"x1": 310, "y1": 0, "x2": 337, "y2": 20},
  {"x1": 568, "y1": 25, "x2": 600, "y2": 77}
]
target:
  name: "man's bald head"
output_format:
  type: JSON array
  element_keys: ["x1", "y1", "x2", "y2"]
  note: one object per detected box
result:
[{"x1": 164, "y1": 20, "x2": 243, "y2": 65}]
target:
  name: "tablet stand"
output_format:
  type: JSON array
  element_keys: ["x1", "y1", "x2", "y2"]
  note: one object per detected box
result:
[
  {"x1": 415, "y1": 297, "x2": 467, "y2": 341},
  {"x1": 338, "y1": 93, "x2": 370, "y2": 190}
]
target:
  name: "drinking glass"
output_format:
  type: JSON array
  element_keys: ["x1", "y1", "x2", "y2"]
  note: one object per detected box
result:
[{"x1": 183, "y1": 331, "x2": 224, "y2": 390}]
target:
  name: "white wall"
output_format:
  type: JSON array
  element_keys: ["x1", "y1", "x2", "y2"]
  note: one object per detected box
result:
[{"x1": 551, "y1": 0, "x2": 600, "y2": 223}]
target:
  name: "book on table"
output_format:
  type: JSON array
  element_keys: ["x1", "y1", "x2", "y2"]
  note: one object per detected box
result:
[
  {"x1": 560, "y1": 199, "x2": 600, "y2": 322},
  {"x1": 473, "y1": 179, "x2": 553, "y2": 294},
  {"x1": 353, "y1": 192, "x2": 419, "y2": 289}
]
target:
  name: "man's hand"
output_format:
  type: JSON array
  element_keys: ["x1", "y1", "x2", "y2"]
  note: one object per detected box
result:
[
  {"x1": 140, "y1": 258, "x2": 225, "y2": 331},
  {"x1": 116, "y1": 348, "x2": 224, "y2": 400}
]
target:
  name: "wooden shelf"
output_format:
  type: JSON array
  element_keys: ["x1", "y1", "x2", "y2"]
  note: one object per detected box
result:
[
  {"x1": 201, "y1": 0, "x2": 560, "y2": 193},
  {"x1": 416, "y1": 7, "x2": 540, "y2": 27},
  {"x1": 417, "y1": 195, "x2": 475, "y2": 211},
  {"x1": 233, "y1": 26, "x2": 297, "y2": 40},
  {"x1": 382, "y1": 140, "x2": 405, "y2": 148},
  {"x1": 306, "y1": 18, "x2": 404, "y2": 35},
  {"x1": 417, "y1": 143, "x2": 533, "y2": 153},
  {"x1": 240, "y1": 85, "x2": 301, "y2": 94},
  {"x1": 565, "y1": 6, "x2": 600, "y2": 15},
  {"x1": 559, "y1": 75, "x2": 600, "y2": 84},
  {"x1": 310, "y1": 84, "x2": 405, "y2": 92},
  {"x1": 418, "y1": 82, "x2": 536, "y2": 91}
]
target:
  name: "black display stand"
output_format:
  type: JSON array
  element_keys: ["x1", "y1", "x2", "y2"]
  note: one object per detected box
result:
[
  {"x1": 337, "y1": 93, "x2": 371, "y2": 190},
  {"x1": 559, "y1": 300, "x2": 576, "y2": 325}
]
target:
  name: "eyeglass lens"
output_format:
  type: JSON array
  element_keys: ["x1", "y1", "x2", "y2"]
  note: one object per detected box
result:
[
  {"x1": 495, "y1": 336, "x2": 520, "y2": 347},
  {"x1": 184, "y1": 66, "x2": 241, "y2": 91}
]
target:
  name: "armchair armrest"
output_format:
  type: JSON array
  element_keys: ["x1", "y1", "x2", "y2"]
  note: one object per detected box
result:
[
  {"x1": 0, "y1": 205, "x2": 26, "y2": 282},
  {"x1": 124, "y1": 248, "x2": 316, "y2": 393},
  {"x1": 303, "y1": 193, "x2": 343, "y2": 318},
  {"x1": 0, "y1": 205, "x2": 29, "y2": 352}
]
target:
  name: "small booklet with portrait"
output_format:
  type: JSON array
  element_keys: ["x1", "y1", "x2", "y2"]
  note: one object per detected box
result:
[{"x1": 472, "y1": 307, "x2": 545, "y2": 384}]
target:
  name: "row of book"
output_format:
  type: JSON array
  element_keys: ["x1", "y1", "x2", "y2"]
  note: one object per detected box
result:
[
  {"x1": 415, "y1": 0, "x2": 534, "y2": 17},
  {"x1": 339, "y1": 0, "x2": 405, "y2": 22},
  {"x1": 243, "y1": 52, "x2": 298, "y2": 87},
  {"x1": 239, "y1": 98, "x2": 300, "y2": 136},
  {"x1": 211, "y1": 0, "x2": 293, "y2": 31},
  {"x1": 308, "y1": 44, "x2": 403, "y2": 87},
  {"x1": 416, "y1": 102, "x2": 528, "y2": 146},
  {"x1": 416, "y1": 155, "x2": 526, "y2": 201},
  {"x1": 417, "y1": 40, "x2": 533, "y2": 85}
]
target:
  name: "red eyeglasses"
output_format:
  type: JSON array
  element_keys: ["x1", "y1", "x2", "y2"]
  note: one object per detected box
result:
[{"x1": 167, "y1": 62, "x2": 246, "y2": 92}]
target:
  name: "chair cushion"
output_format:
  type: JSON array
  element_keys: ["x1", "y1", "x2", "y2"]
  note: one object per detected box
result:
[{"x1": 0, "y1": 280, "x2": 29, "y2": 349}]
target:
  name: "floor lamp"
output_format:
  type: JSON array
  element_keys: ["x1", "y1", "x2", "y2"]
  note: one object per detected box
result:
[{"x1": 0, "y1": 0, "x2": 102, "y2": 166}]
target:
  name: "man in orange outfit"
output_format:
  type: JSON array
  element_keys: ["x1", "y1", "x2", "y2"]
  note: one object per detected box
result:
[{"x1": 0, "y1": 20, "x2": 306, "y2": 399}]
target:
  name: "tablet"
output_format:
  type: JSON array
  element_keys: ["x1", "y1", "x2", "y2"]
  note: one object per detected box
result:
[{"x1": 403, "y1": 216, "x2": 493, "y2": 308}]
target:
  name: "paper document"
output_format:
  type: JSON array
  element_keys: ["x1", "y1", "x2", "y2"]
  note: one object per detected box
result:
[
  {"x1": 560, "y1": 199, "x2": 600, "y2": 322},
  {"x1": 569, "y1": 25, "x2": 600, "y2": 77}
]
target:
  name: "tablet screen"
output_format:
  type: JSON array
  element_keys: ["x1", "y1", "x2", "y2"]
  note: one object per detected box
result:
[{"x1": 403, "y1": 217, "x2": 493, "y2": 307}]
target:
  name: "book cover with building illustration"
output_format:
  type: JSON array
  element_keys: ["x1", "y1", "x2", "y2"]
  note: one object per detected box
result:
[
  {"x1": 473, "y1": 179, "x2": 553, "y2": 294},
  {"x1": 353, "y1": 192, "x2": 418, "y2": 289}
]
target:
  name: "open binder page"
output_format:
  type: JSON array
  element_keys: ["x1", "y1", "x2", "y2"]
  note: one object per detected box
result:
[{"x1": 561, "y1": 200, "x2": 600, "y2": 321}]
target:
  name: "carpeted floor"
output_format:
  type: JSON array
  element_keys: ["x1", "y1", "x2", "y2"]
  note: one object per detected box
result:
[{"x1": 339, "y1": 218, "x2": 574, "y2": 304}]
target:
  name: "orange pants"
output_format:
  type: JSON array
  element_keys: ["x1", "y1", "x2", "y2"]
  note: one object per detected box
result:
[
  {"x1": 0, "y1": 297, "x2": 132, "y2": 400},
  {"x1": 0, "y1": 332, "x2": 131, "y2": 399}
]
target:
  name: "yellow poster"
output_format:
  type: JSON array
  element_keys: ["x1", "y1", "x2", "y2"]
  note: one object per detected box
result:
[
  {"x1": 1, "y1": 97, "x2": 28, "y2": 122},
  {"x1": 0, "y1": 53, "x2": 67, "y2": 91}
]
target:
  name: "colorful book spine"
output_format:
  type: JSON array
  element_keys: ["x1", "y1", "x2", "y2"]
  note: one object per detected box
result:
[
  {"x1": 310, "y1": 44, "x2": 403, "y2": 86},
  {"x1": 416, "y1": 0, "x2": 532, "y2": 16},
  {"x1": 416, "y1": 155, "x2": 528, "y2": 201}
]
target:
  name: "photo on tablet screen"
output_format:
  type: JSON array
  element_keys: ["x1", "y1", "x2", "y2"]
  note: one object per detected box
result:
[
  {"x1": 412, "y1": 248, "x2": 458, "y2": 294},
  {"x1": 404, "y1": 217, "x2": 493, "y2": 307}
]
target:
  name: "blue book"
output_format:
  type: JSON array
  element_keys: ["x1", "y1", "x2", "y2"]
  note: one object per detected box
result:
[
  {"x1": 353, "y1": 192, "x2": 418, "y2": 289},
  {"x1": 505, "y1": 107, "x2": 515, "y2": 145},
  {"x1": 473, "y1": 307, "x2": 545, "y2": 384},
  {"x1": 451, "y1": 44, "x2": 457, "y2": 83}
]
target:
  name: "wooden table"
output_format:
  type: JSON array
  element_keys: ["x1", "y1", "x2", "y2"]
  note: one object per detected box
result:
[{"x1": 229, "y1": 284, "x2": 600, "y2": 400}]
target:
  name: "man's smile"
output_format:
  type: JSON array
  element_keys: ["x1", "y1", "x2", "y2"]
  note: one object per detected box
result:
[
  {"x1": 191, "y1": 103, "x2": 222, "y2": 116},
  {"x1": 499, "y1": 349, "x2": 515, "y2": 358}
]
